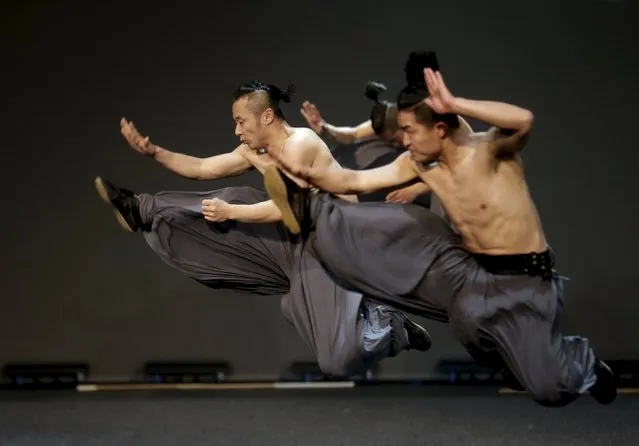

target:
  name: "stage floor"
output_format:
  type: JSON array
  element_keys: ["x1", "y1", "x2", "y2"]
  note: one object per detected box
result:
[{"x1": 0, "y1": 385, "x2": 634, "y2": 446}]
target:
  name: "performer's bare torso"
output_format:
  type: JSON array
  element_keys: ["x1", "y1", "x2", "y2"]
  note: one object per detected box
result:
[
  {"x1": 415, "y1": 143, "x2": 547, "y2": 256},
  {"x1": 242, "y1": 127, "x2": 357, "y2": 200},
  {"x1": 241, "y1": 128, "x2": 333, "y2": 173}
]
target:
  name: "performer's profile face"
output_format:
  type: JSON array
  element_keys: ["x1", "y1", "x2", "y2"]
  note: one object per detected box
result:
[
  {"x1": 397, "y1": 110, "x2": 441, "y2": 162},
  {"x1": 232, "y1": 97, "x2": 265, "y2": 150}
]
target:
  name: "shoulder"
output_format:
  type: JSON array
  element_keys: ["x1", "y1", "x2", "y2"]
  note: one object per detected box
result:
[
  {"x1": 284, "y1": 127, "x2": 328, "y2": 153},
  {"x1": 289, "y1": 127, "x2": 324, "y2": 145},
  {"x1": 466, "y1": 129, "x2": 496, "y2": 146},
  {"x1": 395, "y1": 151, "x2": 421, "y2": 173},
  {"x1": 232, "y1": 143, "x2": 253, "y2": 158}
]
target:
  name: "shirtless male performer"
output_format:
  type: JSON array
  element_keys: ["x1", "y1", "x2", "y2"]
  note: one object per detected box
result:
[
  {"x1": 300, "y1": 81, "x2": 431, "y2": 205},
  {"x1": 95, "y1": 81, "x2": 430, "y2": 378},
  {"x1": 263, "y1": 62, "x2": 617, "y2": 406}
]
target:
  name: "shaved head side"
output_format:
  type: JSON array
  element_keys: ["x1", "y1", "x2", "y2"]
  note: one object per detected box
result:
[{"x1": 232, "y1": 81, "x2": 295, "y2": 119}]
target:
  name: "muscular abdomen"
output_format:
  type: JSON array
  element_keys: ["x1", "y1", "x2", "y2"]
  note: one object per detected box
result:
[{"x1": 428, "y1": 161, "x2": 547, "y2": 255}]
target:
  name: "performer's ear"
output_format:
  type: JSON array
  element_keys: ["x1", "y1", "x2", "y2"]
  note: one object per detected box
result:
[
  {"x1": 434, "y1": 122, "x2": 449, "y2": 139},
  {"x1": 262, "y1": 108, "x2": 275, "y2": 125}
]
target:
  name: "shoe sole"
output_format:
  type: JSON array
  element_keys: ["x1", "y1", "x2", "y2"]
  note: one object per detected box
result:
[
  {"x1": 94, "y1": 176, "x2": 134, "y2": 233},
  {"x1": 589, "y1": 360, "x2": 617, "y2": 405},
  {"x1": 263, "y1": 166, "x2": 301, "y2": 235},
  {"x1": 409, "y1": 321, "x2": 432, "y2": 351}
]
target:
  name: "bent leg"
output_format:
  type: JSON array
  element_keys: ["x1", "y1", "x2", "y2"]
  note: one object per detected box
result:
[
  {"x1": 451, "y1": 275, "x2": 600, "y2": 407},
  {"x1": 496, "y1": 320, "x2": 597, "y2": 407},
  {"x1": 263, "y1": 168, "x2": 460, "y2": 319},
  {"x1": 281, "y1": 243, "x2": 416, "y2": 377}
]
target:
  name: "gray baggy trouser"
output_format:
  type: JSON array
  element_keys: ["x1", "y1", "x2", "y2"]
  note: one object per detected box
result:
[
  {"x1": 136, "y1": 186, "x2": 410, "y2": 377},
  {"x1": 306, "y1": 193, "x2": 598, "y2": 406}
]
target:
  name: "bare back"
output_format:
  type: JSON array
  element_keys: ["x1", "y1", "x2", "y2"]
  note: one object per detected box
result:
[{"x1": 416, "y1": 140, "x2": 547, "y2": 255}]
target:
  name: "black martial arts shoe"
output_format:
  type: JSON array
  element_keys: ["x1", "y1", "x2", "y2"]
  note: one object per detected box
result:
[
  {"x1": 404, "y1": 319, "x2": 432, "y2": 351},
  {"x1": 263, "y1": 165, "x2": 310, "y2": 235},
  {"x1": 589, "y1": 359, "x2": 617, "y2": 405},
  {"x1": 94, "y1": 176, "x2": 145, "y2": 232}
]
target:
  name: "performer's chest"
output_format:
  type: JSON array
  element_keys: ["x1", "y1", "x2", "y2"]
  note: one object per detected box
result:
[{"x1": 419, "y1": 163, "x2": 495, "y2": 222}]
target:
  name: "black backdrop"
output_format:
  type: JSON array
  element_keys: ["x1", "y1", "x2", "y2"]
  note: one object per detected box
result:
[{"x1": 1, "y1": 0, "x2": 638, "y2": 381}]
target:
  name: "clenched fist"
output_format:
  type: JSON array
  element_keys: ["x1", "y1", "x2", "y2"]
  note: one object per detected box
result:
[{"x1": 202, "y1": 198, "x2": 233, "y2": 222}]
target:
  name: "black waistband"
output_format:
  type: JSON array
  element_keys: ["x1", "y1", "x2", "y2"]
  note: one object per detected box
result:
[{"x1": 473, "y1": 249, "x2": 555, "y2": 279}]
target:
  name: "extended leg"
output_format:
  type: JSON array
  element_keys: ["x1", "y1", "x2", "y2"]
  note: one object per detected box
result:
[{"x1": 95, "y1": 177, "x2": 292, "y2": 295}]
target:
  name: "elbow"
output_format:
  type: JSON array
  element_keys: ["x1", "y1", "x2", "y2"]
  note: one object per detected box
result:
[
  {"x1": 269, "y1": 206, "x2": 283, "y2": 223},
  {"x1": 521, "y1": 110, "x2": 534, "y2": 133},
  {"x1": 191, "y1": 159, "x2": 207, "y2": 180}
]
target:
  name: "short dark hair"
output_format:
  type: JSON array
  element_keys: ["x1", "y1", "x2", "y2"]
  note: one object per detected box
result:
[
  {"x1": 397, "y1": 84, "x2": 460, "y2": 130},
  {"x1": 232, "y1": 81, "x2": 295, "y2": 119},
  {"x1": 404, "y1": 51, "x2": 440, "y2": 85},
  {"x1": 398, "y1": 50, "x2": 459, "y2": 129},
  {"x1": 364, "y1": 81, "x2": 398, "y2": 135}
]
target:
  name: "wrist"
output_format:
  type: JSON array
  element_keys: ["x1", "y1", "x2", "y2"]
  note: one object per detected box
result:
[
  {"x1": 449, "y1": 97, "x2": 466, "y2": 115},
  {"x1": 150, "y1": 144, "x2": 163, "y2": 159},
  {"x1": 226, "y1": 204, "x2": 242, "y2": 220}
]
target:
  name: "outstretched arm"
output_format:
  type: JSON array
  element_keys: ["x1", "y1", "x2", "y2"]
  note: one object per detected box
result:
[
  {"x1": 300, "y1": 101, "x2": 375, "y2": 144},
  {"x1": 120, "y1": 118, "x2": 253, "y2": 180},
  {"x1": 422, "y1": 69, "x2": 533, "y2": 156},
  {"x1": 270, "y1": 149, "x2": 419, "y2": 195},
  {"x1": 321, "y1": 120, "x2": 375, "y2": 144},
  {"x1": 154, "y1": 145, "x2": 253, "y2": 180}
]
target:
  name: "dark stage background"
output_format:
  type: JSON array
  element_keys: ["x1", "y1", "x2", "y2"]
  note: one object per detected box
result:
[{"x1": 1, "y1": 0, "x2": 637, "y2": 381}]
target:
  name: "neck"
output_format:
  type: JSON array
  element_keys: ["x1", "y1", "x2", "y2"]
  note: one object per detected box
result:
[
  {"x1": 264, "y1": 121, "x2": 293, "y2": 154},
  {"x1": 437, "y1": 129, "x2": 467, "y2": 167}
]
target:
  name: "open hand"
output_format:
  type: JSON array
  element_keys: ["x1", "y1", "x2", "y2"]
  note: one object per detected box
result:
[
  {"x1": 386, "y1": 188, "x2": 418, "y2": 204},
  {"x1": 423, "y1": 69, "x2": 456, "y2": 114},
  {"x1": 120, "y1": 117, "x2": 156, "y2": 156},
  {"x1": 386, "y1": 183, "x2": 430, "y2": 204},
  {"x1": 300, "y1": 101, "x2": 325, "y2": 134},
  {"x1": 202, "y1": 198, "x2": 233, "y2": 222}
]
